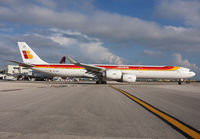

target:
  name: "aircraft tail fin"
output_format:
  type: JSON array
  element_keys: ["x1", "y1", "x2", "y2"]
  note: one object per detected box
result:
[
  {"x1": 59, "y1": 56, "x2": 66, "y2": 64},
  {"x1": 18, "y1": 42, "x2": 48, "y2": 64}
]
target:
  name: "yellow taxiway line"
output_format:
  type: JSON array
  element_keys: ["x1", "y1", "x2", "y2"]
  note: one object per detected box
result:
[{"x1": 110, "y1": 85, "x2": 200, "y2": 139}]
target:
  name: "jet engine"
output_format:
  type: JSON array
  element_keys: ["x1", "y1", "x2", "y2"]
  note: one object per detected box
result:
[
  {"x1": 122, "y1": 74, "x2": 136, "y2": 82},
  {"x1": 104, "y1": 70, "x2": 136, "y2": 83},
  {"x1": 104, "y1": 70, "x2": 122, "y2": 80}
]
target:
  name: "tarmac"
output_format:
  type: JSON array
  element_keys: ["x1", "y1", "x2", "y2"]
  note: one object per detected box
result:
[{"x1": 0, "y1": 81, "x2": 199, "y2": 139}]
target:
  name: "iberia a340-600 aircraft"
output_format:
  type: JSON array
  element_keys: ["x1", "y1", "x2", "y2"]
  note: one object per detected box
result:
[{"x1": 10, "y1": 42, "x2": 195, "y2": 84}]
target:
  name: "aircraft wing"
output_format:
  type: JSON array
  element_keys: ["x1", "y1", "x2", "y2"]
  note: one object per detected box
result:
[
  {"x1": 67, "y1": 57, "x2": 105, "y2": 73},
  {"x1": 8, "y1": 60, "x2": 34, "y2": 68}
]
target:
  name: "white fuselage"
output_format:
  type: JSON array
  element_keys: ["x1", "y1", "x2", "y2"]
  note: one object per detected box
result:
[{"x1": 31, "y1": 64, "x2": 195, "y2": 80}]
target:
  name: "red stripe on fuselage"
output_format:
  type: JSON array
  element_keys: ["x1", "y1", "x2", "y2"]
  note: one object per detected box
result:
[{"x1": 33, "y1": 64, "x2": 176, "y2": 71}]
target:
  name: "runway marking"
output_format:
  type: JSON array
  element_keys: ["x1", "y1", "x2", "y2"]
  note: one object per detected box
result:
[{"x1": 110, "y1": 85, "x2": 200, "y2": 139}]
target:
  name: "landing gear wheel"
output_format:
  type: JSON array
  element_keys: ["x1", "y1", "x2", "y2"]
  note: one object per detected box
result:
[
  {"x1": 96, "y1": 80, "x2": 107, "y2": 84},
  {"x1": 178, "y1": 79, "x2": 182, "y2": 85}
]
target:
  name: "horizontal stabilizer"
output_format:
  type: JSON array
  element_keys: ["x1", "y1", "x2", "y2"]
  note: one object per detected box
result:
[{"x1": 8, "y1": 60, "x2": 34, "y2": 68}]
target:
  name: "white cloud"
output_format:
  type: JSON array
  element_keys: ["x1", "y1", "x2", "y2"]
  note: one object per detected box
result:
[
  {"x1": 0, "y1": 1, "x2": 200, "y2": 53},
  {"x1": 173, "y1": 53, "x2": 199, "y2": 71},
  {"x1": 156, "y1": 0, "x2": 200, "y2": 28},
  {"x1": 0, "y1": 29, "x2": 124, "y2": 65},
  {"x1": 33, "y1": 29, "x2": 124, "y2": 64},
  {"x1": 164, "y1": 26, "x2": 187, "y2": 33},
  {"x1": 79, "y1": 42, "x2": 123, "y2": 65},
  {"x1": 50, "y1": 33, "x2": 77, "y2": 46}
]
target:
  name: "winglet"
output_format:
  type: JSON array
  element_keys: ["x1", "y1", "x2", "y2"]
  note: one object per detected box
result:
[
  {"x1": 67, "y1": 57, "x2": 78, "y2": 64},
  {"x1": 59, "y1": 56, "x2": 66, "y2": 64}
]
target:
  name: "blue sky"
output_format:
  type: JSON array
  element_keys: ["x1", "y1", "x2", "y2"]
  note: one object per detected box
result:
[{"x1": 0, "y1": 0, "x2": 200, "y2": 79}]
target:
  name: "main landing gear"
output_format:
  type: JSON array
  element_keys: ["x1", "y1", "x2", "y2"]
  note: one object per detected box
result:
[
  {"x1": 178, "y1": 79, "x2": 183, "y2": 85},
  {"x1": 96, "y1": 80, "x2": 107, "y2": 84}
]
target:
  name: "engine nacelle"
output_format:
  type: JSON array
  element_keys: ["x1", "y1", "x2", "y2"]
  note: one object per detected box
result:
[
  {"x1": 122, "y1": 74, "x2": 136, "y2": 82},
  {"x1": 104, "y1": 70, "x2": 122, "y2": 80}
]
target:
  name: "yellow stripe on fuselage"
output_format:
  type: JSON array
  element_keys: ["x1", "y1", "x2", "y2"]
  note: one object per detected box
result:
[{"x1": 168, "y1": 66, "x2": 180, "y2": 71}]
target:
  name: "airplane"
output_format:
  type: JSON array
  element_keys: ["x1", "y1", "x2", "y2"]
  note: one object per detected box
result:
[{"x1": 9, "y1": 42, "x2": 195, "y2": 84}]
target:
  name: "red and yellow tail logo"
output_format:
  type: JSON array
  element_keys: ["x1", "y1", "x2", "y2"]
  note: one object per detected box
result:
[{"x1": 22, "y1": 50, "x2": 33, "y2": 59}]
